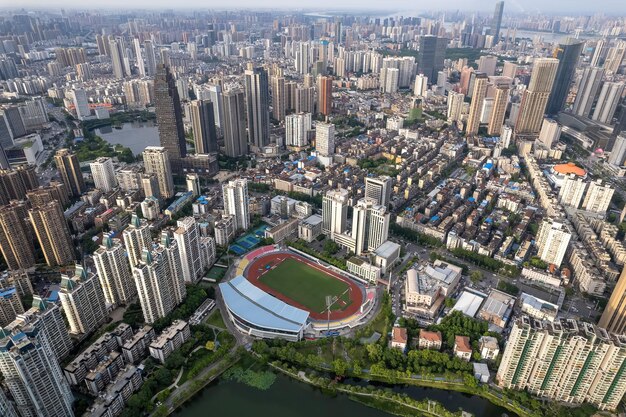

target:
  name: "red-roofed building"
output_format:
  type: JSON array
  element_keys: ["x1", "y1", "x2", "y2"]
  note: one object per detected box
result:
[
  {"x1": 418, "y1": 329, "x2": 442, "y2": 350},
  {"x1": 390, "y1": 327, "x2": 408, "y2": 351},
  {"x1": 453, "y1": 335, "x2": 472, "y2": 361}
]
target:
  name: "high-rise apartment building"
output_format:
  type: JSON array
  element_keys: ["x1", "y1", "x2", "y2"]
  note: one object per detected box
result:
[
  {"x1": 55, "y1": 148, "x2": 86, "y2": 197},
  {"x1": 0, "y1": 389, "x2": 17, "y2": 417},
  {"x1": 123, "y1": 214, "x2": 152, "y2": 268},
  {"x1": 413, "y1": 74, "x2": 428, "y2": 97},
  {"x1": 90, "y1": 156, "x2": 117, "y2": 192},
  {"x1": 599, "y1": 266, "x2": 626, "y2": 334},
  {"x1": 59, "y1": 265, "x2": 108, "y2": 335},
  {"x1": 0, "y1": 327, "x2": 74, "y2": 417},
  {"x1": 322, "y1": 188, "x2": 349, "y2": 239},
  {"x1": 582, "y1": 180, "x2": 614, "y2": 214},
  {"x1": 0, "y1": 287, "x2": 23, "y2": 327},
  {"x1": 497, "y1": 316, "x2": 626, "y2": 411},
  {"x1": 133, "y1": 233, "x2": 186, "y2": 324},
  {"x1": 93, "y1": 233, "x2": 136, "y2": 307},
  {"x1": 315, "y1": 122, "x2": 335, "y2": 156},
  {"x1": 28, "y1": 201, "x2": 75, "y2": 267},
  {"x1": 222, "y1": 179, "x2": 250, "y2": 231},
  {"x1": 109, "y1": 38, "x2": 127, "y2": 79},
  {"x1": 603, "y1": 40, "x2": 626, "y2": 74},
  {"x1": 488, "y1": 85, "x2": 509, "y2": 135},
  {"x1": 244, "y1": 65, "x2": 270, "y2": 149},
  {"x1": 465, "y1": 73, "x2": 488, "y2": 135},
  {"x1": 173, "y1": 217, "x2": 204, "y2": 283},
  {"x1": 155, "y1": 64, "x2": 186, "y2": 172},
  {"x1": 222, "y1": 89, "x2": 247, "y2": 157},
  {"x1": 271, "y1": 75, "x2": 286, "y2": 121},
  {"x1": 609, "y1": 133, "x2": 626, "y2": 166},
  {"x1": 351, "y1": 198, "x2": 390, "y2": 256},
  {"x1": 537, "y1": 118, "x2": 561, "y2": 148},
  {"x1": 318, "y1": 76, "x2": 333, "y2": 115},
  {"x1": 144, "y1": 40, "x2": 157, "y2": 76},
  {"x1": 558, "y1": 174, "x2": 587, "y2": 208},
  {"x1": 0, "y1": 203, "x2": 35, "y2": 270},
  {"x1": 515, "y1": 58, "x2": 560, "y2": 135},
  {"x1": 143, "y1": 146, "x2": 174, "y2": 199},
  {"x1": 547, "y1": 39, "x2": 584, "y2": 115},
  {"x1": 447, "y1": 91, "x2": 465, "y2": 122},
  {"x1": 417, "y1": 36, "x2": 447, "y2": 80},
  {"x1": 285, "y1": 112, "x2": 312, "y2": 148},
  {"x1": 189, "y1": 100, "x2": 218, "y2": 154},
  {"x1": 572, "y1": 67, "x2": 605, "y2": 118},
  {"x1": 592, "y1": 82, "x2": 625, "y2": 124},
  {"x1": 71, "y1": 88, "x2": 90, "y2": 120},
  {"x1": 364, "y1": 176, "x2": 392, "y2": 207},
  {"x1": 535, "y1": 219, "x2": 572, "y2": 267}
]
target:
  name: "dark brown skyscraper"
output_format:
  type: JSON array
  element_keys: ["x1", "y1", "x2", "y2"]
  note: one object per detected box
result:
[
  {"x1": 54, "y1": 148, "x2": 85, "y2": 197},
  {"x1": 318, "y1": 76, "x2": 333, "y2": 116},
  {"x1": 155, "y1": 64, "x2": 186, "y2": 172}
]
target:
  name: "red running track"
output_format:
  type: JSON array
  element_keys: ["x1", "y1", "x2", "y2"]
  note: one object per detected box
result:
[{"x1": 244, "y1": 251, "x2": 364, "y2": 321}]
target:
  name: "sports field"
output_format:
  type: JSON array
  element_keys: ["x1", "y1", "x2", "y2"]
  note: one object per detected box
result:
[{"x1": 258, "y1": 258, "x2": 352, "y2": 313}]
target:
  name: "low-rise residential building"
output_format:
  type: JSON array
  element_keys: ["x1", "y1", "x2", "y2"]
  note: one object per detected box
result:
[
  {"x1": 390, "y1": 327, "x2": 408, "y2": 351},
  {"x1": 404, "y1": 261, "x2": 462, "y2": 319},
  {"x1": 454, "y1": 335, "x2": 472, "y2": 361},
  {"x1": 85, "y1": 366, "x2": 143, "y2": 417},
  {"x1": 519, "y1": 292, "x2": 558, "y2": 322},
  {"x1": 149, "y1": 320, "x2": 191, "y2": 363},
  {"x1": 418, "y1": 329, "x2": 442, "y2": 350},
  {"x1": 479, "y1": 335, "x2": 500, "y2": 360},
  {"x1": 265, "y1": 218, "x2": 299, "y2": 243},
  {"x1": 121, "y1": 325, "x2": 155, "y2": 364}
]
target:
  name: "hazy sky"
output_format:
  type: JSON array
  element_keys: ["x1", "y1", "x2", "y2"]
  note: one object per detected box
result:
[{"x1": 9, "y1": 0, "x2": 626, "y2": 14}]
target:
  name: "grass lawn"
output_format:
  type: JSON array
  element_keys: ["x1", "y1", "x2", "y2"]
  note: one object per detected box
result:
[
  {"x1": 258, "y1": 258, "x2": 352, "y2": 313},
  {"x1": 206, "y1": 266, "x2": 227, "y2": 282},
  {"x1": 205, "y1": 310, "x2": 226, "y2": 329}
]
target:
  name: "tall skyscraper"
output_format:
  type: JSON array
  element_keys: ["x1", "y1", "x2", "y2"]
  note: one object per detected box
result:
[
  {"x1": 488, "y1": 85, "x2": 509, "y2": 135},
  {"x1": 189, "y1": 100, "x2": 218, "y2": 154},
  {"x1": 592, "y1": 82, "x2": 625, "y2": 124},
  {"x1": 599, "y1": 266, "x2": 626, "y2": 334},
  {"x1": 515, "y1": 58, "x2": 559, "y2": 135},
  {"x1": 315, "y1": 122, "x2": 335, "y2": 156},
  {"x1": 537, "y1": 118, "x2": 561, "y2": 148},
  {"x1": 351, "y1": 198, "x2": 390, "y2": 256},
  {"x1": 133, "y1": 38, "x2": 145, "y2": 77},
  {"x1": 222, "y1": 89, "x2": 248, "y2": 157},
  {"x1": 0, "y1": 389, "x2": 17, "y2": 417},
  {"x1": 28, "y1": 201, "x2": 75, "y2": 267},
  {"x1": 497, "y1": 316, "x2": 626, "y2": 411},
  {"x1": 609, "y1": 133, "x2": 626, "y2": 166},
  {"x1": 55, "y1": 148, "x2": 86, "y2": 197},
  {"x1": 492, "y1": 1, "x2": 504, "y2": 41},
  {"x1": 143, "y1": 146, "x2": 174, "y2": 199},
  {"x1": 173, "y1": 217, "x2": 204, "y2": 283},
  {"x1": 90, "y1": 156, "x2": 117, "y2": 192},
  {"x1": 207, "y1": 84, "x2": 223, "y2": 129},
  {"x1": 109, "y1": 38, "x2": 128, "y2": 79},
  {"x1": 318, "y1": 75, "x2": 333, "y2": 115},
  {"x1": 58, "y1": 265, "x2": 108, "y2": 335},
  {"x1": 558, "y1": 174, "x2": 587, "y2": 208},
  {"x1": 0, "y1": 203, "x2": 35, "y2": 270},
  {"x1": 285, "y1": 113, "x2": 312, "y2": 148},
  {"x1": 71, "y1": 88, "x2": 90, "y2": 120},
  {"x1": 466, "y1": 73, "x2": 488, "y2": 135},
  {"x1": 572, "y1": 66, "x2": 605, "y2": 118},
  {"x1": 123, "y1": 214, "x2": 152, "y2": 268},
  {"x1": 547, "y1": 39, "x2": 584, "y2": 115},
  {"x1": 271, "y1": 75, "x2": 286, "y2": 121},
  {"x1": 535, "y1": 219, "x2": 572, "y2": 267},
  {"x1": 0, "y1": 287, "x2": 23, "y2": 327},
  {"x1": 364, "y1": 176, "x2": 392, "y2": 207},
  {"x1": 93, "y1": 233, "x2": 136, "y2": 307},
  {"x1": 447, "y1": 91, "x2": 465, "y2": 122},
  {"x1": 222, "y1": 179, "x2": 250, "y2": 231},
  {"x1": 155, "y1": 64, "x2": 186, "y2": 172},
  {"x1": 582, "y1": 180, "x2": 614, "y2": 214},
  {"x1": 417, "y1": 36, "x2": 447, "y2": 80},
  {"x1": 244, "y1": 65, "x2": 270, "y2": 149},
  {"x1": 322, "y1": 188, "x2": 349, "y2": 239},
  {"x1": 132, "y1": 233, "x2": 186, "y2": 324},
  {"x1": 413, "y1": 74, "x2": 428, "y2": 96},
  {"x1": 0, "y1": 328, "x2": 74, "y2": 417},
  {"x1": 144, "y1": 40, "x2": 157, "y2": 76},
  {"x1": 603, "y1": 40, "x2": 626, "y2": 74}
]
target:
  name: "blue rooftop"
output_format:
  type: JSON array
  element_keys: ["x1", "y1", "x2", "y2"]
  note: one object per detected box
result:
[{"x1": 220, "y1": 275, "x2": 309, "y2": 333}]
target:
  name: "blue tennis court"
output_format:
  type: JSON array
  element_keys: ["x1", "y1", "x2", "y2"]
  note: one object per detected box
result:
[{"x1": 228, "y1": 224, "x2": 270, "y2": 255}]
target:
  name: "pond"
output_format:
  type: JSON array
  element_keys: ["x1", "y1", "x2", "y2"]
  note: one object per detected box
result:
[{"x1": 95, "y1": 121, "x2": 160, "y2": 155}]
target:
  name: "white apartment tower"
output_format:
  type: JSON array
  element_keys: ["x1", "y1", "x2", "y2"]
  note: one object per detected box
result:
[
  {"x1": 537, "y1": 118, "x2": 561, "y2": 148},
  {"x1": 0, "y1": 328, "x2": 74, "y2": 417},
  {"x1": 285, "y1": 112, "x2": 312, "y2": 148},
  {"x1": 71, "y1": 88, "x2": 90, "y2": 120},
  {"x1": 174, "y1": 217, "x2": 204, "y2": 283},
  {"x1": 447, "y1": 91, "x2": 465, "y2": 122},
  {"x1": 582, "y1": 180, "x2": 615, "y2": 214},
  {"x1": 90, "y1": 156, "x2": 118, "y2": 192},
  {"x1": 322, "y1": 188, "x2": 349, "y2": 239},
  {"x1": 58, "y1": 265, "x2": 108, "y2": 335},
  {"x1": 558, "y1": 174, "x2": 587, "y2": 208},
  {"x1": 143, "y1": 146, "x2": 174, "y2": 199},
  {"x1": 315, "y1": 122, "x2": 335, "y2": 156},
  {"x1": 133, "y1": 232, "x2": 186, "y2": 324},
  {"x1": 351, "y1": 198, "x2": 390, "y2": 256},
  {"x1": 536, "y1": 219, "x2": 572, "y2": 267},
  {"x1": 222, "y1": 179, "x2": 250, "y2": 231},
  {"x1": 123, "y1": 214, "x2": 152, "y2": 268},
  {"x1": 93, "y1": 233, "x2": 136, "y2": 307},
  {"x1": 364, "y1": 176, "x2": 393, "y2": 207}
]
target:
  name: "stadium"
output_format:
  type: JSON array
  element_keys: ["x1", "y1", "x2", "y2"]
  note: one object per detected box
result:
[{"x1": 219, "y1": 245, "x2": 376, "y2": 341}]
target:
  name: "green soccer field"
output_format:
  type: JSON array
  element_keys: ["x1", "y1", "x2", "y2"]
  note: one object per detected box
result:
[{"x1": 258, "y1": 258, "x2": 352, "y2": 313}]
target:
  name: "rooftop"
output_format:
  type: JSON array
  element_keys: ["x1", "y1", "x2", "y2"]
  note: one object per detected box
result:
[{"x1": 553, "y1": 162, "x2": 586, "y2": 177}]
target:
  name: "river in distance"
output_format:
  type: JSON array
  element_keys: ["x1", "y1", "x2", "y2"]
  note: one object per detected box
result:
[
  {"x1": 95, "y1": 121, "x2": 160, "y2": 155},
  {"x1": 173, "y1": 372, "x2": 512, "y2": 417}
]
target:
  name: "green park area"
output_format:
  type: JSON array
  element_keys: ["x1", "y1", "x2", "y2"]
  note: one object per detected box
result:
[{"x1": 258, "y1": 258, "x2": 352, "y2": 313}]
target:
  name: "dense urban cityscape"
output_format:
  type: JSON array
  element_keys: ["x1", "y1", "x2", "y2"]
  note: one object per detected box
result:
[{"x1": 0, "y1": 2, "x2": 625, "y2": 417}]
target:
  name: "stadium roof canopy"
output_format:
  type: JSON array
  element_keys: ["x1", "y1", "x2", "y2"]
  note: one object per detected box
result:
[{"x1": 220, "y1": 275, "x2": 309, "y2": 333}]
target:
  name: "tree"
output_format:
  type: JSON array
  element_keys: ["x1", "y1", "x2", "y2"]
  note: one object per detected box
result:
[
  {"x1": 470, "y1": 271, "x2": 482, "y2": 283},
  {"x1": 323, "y1": 240, "x2": 340, "y2": 255},
  {"x1": 332, "y1": 358, "x2": 348, "y2": 376}
]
